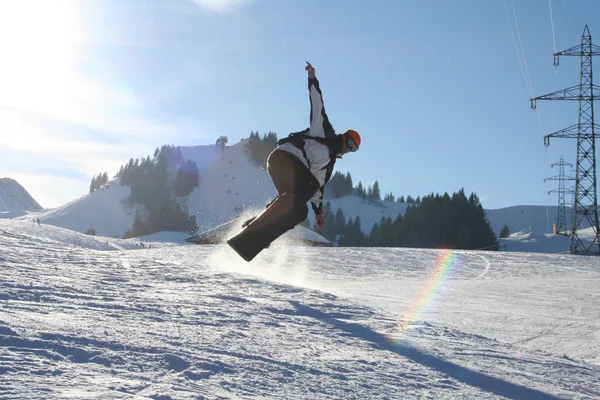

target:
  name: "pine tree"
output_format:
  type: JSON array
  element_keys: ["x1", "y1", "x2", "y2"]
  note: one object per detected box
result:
[
  {"x1": 339, "y1": 217, "x2": 354, "y2": 247},
  {"x1": 333, "y1": 208, "x2": 346, "y2": 238},
  {"x1": 353, "y1": 215, "x2": 365, "y2": 245},
  {"x1": 372, "y1": 181, "x2": 381, "y2": 201},
  {"x1": 327, "y1": 171, "x2": 345, "y2": 198},
  {"x1": 339, "y1": 216, "x2": 365, "y2": 247},
  {"x1": 174, "y1": 160, "x2": 200, "y2": 197},
  {"x1": 246, "y1": 131, "x2": 278, "y2": 168},
  {"x1": 366, "y1": 221, "x2": 381, "y2": 246},
  {"x1": 343, "y1": 172, "x2": 350, "y2": 195},
  {"x1": 500, "y1": 225, "x2": 510, "y2": 238},
  {"x1": 264, "y1": 131, "x2": 278, "y2": 148},
  {"x1": 356, "y1": 181, "x2": 366, "y2": 198},
  {"x1": 320, "y1": 202, "x2": 336, "y2": 240}
]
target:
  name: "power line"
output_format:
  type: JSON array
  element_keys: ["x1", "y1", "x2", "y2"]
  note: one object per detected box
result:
[
  {"x1": 548, "y1": 0, "x2": 557, "y2": 54},
  {"x1": 510, "y1": 0, "x2": 535, "y2": 97},
  {"x1": 503, "y1": 0, "x2": 533, "y2": 97},
  {"x1": 503, "y1": 0, "x2": 546, "y2": 133}
]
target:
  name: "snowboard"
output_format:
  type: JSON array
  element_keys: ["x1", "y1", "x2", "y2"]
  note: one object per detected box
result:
[
  {"x1": 227, "y1": 193, "x2": 308, "y2": 262},
  {"x1": 185, "y1": 218, "x2": 243, "y2": 244}
]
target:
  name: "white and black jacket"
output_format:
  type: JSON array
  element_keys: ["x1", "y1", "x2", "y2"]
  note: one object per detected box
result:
[{"x1": 277, "y1": 77, "x2": 339, "y2": 215}]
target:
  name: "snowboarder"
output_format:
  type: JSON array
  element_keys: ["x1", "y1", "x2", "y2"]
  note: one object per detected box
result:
[
  {"x1": 266, "y1": 61, "x2": 361, "y2": 228},
  {"x1": 228, "y1": 61, "x2": 361, "y2": 261}
]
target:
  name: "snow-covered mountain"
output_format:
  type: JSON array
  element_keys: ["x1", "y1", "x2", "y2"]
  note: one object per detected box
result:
[
  {"x1": 17, "y1": 138, "x2": 594, "y2": 253},
  {"x1": 24, "y1": 139, "x2": 269, "y2": 238},
  {"x1": 0, "y1": 177, "x2": 43, "y2": 218},
  {"x1": 1, "y1": 217, "x2": 599, "y2": 399}
]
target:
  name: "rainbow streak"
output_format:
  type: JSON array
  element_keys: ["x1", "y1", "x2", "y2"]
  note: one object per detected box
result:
[{"x1": 390, "y1": 249, "x2": 461, "y2": 342}]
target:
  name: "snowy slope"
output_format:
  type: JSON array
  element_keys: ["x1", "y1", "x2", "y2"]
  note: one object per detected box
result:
[
  {"x1": 0, "y1": 218, "x2": 178, "y2": 251},
  {"x1": 0, "y1": 178, "x2": 42, "y2": 217},
  {"x1": 1, "y1": 218, "x2": 599, "y2": 399},
  {"x1": 499, "y1": 226, "x2": 599, "y2": 254},
  {"x1": 180, "y1": 139, "x2": 278, "y2": 231},
  {"x1": 485, "y1": 205, "x2": 590, "y2": 237},
  {"x1": 29, "y1": 181, "x2": 133, "y2": 238}
]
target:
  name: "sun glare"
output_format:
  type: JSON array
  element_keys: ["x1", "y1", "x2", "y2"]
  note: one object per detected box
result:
[{"x1": 0, "y1": 0, "x2": 82, "y2": 117}]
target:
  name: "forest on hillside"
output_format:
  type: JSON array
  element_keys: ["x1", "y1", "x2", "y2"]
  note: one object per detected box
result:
[{"x1": 106, "y1": 145, "x2": 199, "y2": 238}]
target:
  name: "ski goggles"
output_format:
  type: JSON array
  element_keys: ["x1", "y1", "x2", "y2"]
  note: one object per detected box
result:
[{"x1": 345, "y1": 135, "x2": 359, "y2": 152}]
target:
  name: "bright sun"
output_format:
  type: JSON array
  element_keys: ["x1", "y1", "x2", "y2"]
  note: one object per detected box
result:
[{"x1": 0, "y1": 0, "x2": 81, "y2": 117}]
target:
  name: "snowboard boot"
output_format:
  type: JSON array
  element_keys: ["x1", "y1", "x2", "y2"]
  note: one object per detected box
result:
[{"x1": 228, "y1": 193, "x2": 307, "y2": 262}]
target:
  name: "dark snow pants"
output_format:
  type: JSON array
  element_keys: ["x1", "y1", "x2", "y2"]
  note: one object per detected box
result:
[
  {"x1": 267, "y1": 149, "x2": 320, "y2": 204},
  {"x1": 227, "y1": 150, "x2": 320, "y2": 262}
]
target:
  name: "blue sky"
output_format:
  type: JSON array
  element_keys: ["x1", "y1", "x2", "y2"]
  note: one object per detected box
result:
[{"x1": 0, "y1": 0, "x2": 598, "y2": 209}]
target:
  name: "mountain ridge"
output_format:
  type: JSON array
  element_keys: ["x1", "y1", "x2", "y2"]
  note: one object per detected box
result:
[{"x1": 0, "y1": 177, "x2": 43, "y2": 217}]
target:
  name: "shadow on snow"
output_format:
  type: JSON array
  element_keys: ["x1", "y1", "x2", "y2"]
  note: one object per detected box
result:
[{"x1": 289, "y1": 301, "x2": 562, "y2": 400}]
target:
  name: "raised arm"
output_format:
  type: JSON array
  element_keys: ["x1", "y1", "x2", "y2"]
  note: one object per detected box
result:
[{"x1": 305, "y1": 62, "x2": 327, "y2": 138}]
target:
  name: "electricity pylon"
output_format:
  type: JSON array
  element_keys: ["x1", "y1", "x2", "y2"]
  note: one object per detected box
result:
[
  {"x1": 544, "y1": 156, "x2": 575, "y2": 235},
  {"x1": 531, "y1": 25, "x2": 600, "y2": 255}
]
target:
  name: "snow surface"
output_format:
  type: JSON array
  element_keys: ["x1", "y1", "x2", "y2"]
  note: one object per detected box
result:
[{"x1": 1, "y1": 218, "x2": 599, "y2": 399}]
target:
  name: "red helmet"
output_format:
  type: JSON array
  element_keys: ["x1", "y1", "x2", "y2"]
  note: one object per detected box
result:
[{"x1": 344, "y1": 129, "x2": 361, "y2": 152}]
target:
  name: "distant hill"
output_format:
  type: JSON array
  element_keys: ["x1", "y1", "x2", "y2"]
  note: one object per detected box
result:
[
  {"x1": 487, "y1": 205, "x2": 591, "y2": 236},
  {"x1": 0, "y1": 178, "x2": 43, "y2": 218}
]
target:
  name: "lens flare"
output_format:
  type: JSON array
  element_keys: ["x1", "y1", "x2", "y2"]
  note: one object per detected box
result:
[{"x1": 389, "y1": 249, "x2": 461, "y2": 342}]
